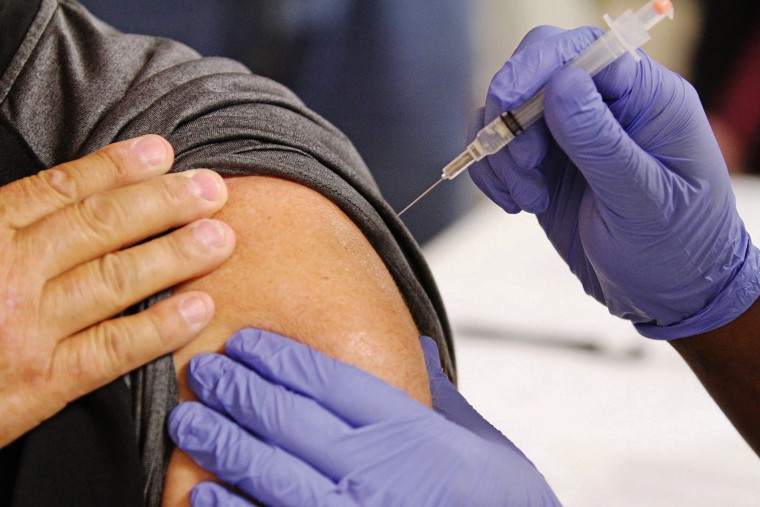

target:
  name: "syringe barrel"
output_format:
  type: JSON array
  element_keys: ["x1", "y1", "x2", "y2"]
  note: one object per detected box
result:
[
  {"x1": 512, "y1": 88, "x2": 547, "y2": 131},
  {"x1": 569, "y1": 31, "x2": 629, "y2": 77}
]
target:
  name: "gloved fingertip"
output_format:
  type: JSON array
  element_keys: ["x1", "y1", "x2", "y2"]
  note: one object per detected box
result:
[
  {"x1": 520, "y1": 191, "x2": 550, "y2": 215},
  {"x1": 191, "y1": 482, "x2": 223, "y2": 507},
  {"x1": 418, "y1": 335, "x2": 438, "y2": 354},
  {"x1": 167, "y1": 401, "x2": 203, "y2": 445},
  {"x1": 189, "y1": 353, "x2": 222, "y2": 374},
  {"x1": 166, "y1": 410, "x2": 183, "y2": 446},
  {"x1": 227, "y1": 327, "x2": 298, "y2": 360},
  {"x1": 226, "y1": 327, "x2": 264, "y2": 352},
  {"x1": 225, "y1": 329, "x2": 271, "y2": 367},
  {"x1": 188, "y1": 354, "x2": 226, "y2": 397},
  {"x1": 493, "y1": 194, "x2": 522, "y2": 214},
  {"x1": 508, "y1": 187, "x2": 545, "y2": 214},
  {"x1": 419, "y1": 336, "x2": 443, "y2": 372}
]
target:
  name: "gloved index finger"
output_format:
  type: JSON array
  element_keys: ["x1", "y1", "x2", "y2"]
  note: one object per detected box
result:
[
  {"x1": 187, "y1": 352, "x2": 372, "y2": 482},
  {"x1": 225, "y1": 329, "x2": 423, "y2": 427},
  {"x1": 474, "y1": 26, "x2": 606, "y2": 215},
  {"x1": 487, "y1": 26, "x2": 604, "y2": 112},
  {"x1": 169, "y1": 402, "x2": 352, "y2": 507},
  {"x1": 544, "y1": 65, "x2": 674, "y2": 219}
]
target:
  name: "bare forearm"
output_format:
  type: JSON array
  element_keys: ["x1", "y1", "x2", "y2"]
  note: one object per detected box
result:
[{"x1": 670, "y1": 297, "x2": 760, "y2": 455}]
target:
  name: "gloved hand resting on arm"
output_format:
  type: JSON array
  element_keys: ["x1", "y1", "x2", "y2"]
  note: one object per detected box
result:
[
  {"x1": 169, "y1": 329, "x2": 561, "y2": 507},
  {"x1": 470, "y1": 27, "x2": 760, "y2": 452}
]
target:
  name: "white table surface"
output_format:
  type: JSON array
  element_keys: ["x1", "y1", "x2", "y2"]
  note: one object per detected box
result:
[{"x1": 422, "y1": 176, "x2": 760, "y2": 506}]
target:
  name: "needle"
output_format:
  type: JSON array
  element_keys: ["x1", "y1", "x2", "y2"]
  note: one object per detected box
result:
[{"x1": 397, "y1": 178, "x2": 444, "y2": 216}]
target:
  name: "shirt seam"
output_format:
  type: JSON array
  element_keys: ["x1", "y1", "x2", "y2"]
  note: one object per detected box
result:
[{"x1": 0, "y1": 0, "x2": 57, "y2": 106}]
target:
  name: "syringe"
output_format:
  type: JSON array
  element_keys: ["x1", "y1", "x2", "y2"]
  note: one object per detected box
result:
[{"x1": 398, "y1": 0, "x2": 675, "y2": 216}]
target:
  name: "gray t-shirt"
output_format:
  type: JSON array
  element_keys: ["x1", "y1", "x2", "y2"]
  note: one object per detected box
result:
[{"x1": 0, "y1": 0, "x2": 454, "y2": 504}]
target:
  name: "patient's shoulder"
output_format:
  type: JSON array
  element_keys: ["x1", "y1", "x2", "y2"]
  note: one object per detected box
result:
[
  {"x1": 162, "y1": 174, "x2": 431, "y2": 506},
  {"x1": 172, "y1": 175, "x2": 429, "y2": 403}
]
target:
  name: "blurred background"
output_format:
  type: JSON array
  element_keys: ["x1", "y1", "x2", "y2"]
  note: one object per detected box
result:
[
  {"x1": 80, "y1": 0, "x2": 760, "y2": 504},
  {"x1": 81, "y1": 0, "x2": 475, "y2": 245}
]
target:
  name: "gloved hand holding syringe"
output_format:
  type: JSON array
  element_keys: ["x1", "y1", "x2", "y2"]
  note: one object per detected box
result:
[{"x1": 398, "y1": 0, "x2": 674, "y2": 215}]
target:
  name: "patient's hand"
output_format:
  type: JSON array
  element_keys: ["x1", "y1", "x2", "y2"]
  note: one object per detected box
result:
[
  {"x1": 161, "y1": 176, "x2": 430, "y2": 506},
  {"x1": 0, "y1": 136, "x2": 233, "y2": 447}
]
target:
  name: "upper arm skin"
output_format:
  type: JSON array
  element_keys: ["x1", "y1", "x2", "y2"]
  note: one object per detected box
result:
[{"x1": 161, "y1": 175, "x2": 431, "y2": 505}]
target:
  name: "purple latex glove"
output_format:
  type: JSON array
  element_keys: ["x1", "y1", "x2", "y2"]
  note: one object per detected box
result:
[
  {"x1": 469, "y1": 26, "x2": 760, "y2": 339},
  {"x1": 169, "y1": 329, "x2": 561, "y2": 507}
]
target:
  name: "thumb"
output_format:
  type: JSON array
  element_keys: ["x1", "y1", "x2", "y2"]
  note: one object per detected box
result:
[
  {"x1": 419, "y1": 336, "x2": 474, "y2": 422},
  {"x1": 419, "y1": 337, "x2": 513, "y2": 447},
  {"x1": 544, "y1": 66, "x2": 670, "y2": 217}
]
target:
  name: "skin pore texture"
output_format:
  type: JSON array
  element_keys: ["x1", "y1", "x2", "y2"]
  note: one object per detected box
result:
[{"x1": 161, "y1": 175, "x2": 431, "y2": 506}]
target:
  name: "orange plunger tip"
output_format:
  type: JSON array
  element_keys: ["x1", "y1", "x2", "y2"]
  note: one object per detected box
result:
[{"x1": 653, "y1": 0, "x2": 674, "y2": 15}]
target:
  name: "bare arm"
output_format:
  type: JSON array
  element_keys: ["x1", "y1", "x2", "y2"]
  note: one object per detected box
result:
[
  {"x1": 161, "y1": 175, "x2": 431, "y2": 505},
  {"x1": 670, "y1": 298, "x2": 760, "y2": 456}
]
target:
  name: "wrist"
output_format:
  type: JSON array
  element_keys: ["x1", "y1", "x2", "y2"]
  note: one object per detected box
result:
[{"x1": 636, "y1": 243, "x2": 760, "y2": 340}]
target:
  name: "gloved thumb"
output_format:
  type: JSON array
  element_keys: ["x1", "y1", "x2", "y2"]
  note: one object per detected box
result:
[
  {"x1": 419, "y1": 337, "x2": 525, "y2": 451},
  {"x1": 419, "y1": 336, "x2": 461, "y2": 411},
  {"x1": 544, "y1": 65, "x2": 669, "y2": 218}
]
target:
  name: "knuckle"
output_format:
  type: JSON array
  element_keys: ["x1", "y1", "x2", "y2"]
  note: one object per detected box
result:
[
  {"x1": 93, "y1": 323, "x2": 133, "y2": 377},
  {"x1": 4, "y1": 170, "x2": 76, "y2": 219},
  {"x1": 97, "y1": 252, "x2": 133, "y2": 296},
  {"x1": 37, "y1": 167, "x2": 78, "y2": 202},
  {"x1": 77, "y1": 192, "x2": 125, "y2": 235},
  {"x1": 524, "y1": 25, "x2": 557, "y2": 43},
  {"x1": 13, "y1": 346, "x2": 52, "y2": 388},
  {"x1": 86, "y1": 312, "x2": 168, "y2": 380},
  {"x1": 24, "y1": 351, "x2": 50, "y2": 379},
  {"x1": 50, "y1": 319, "x2": 153, "y2": 401},
  {"x1": 69, "y1": 328, "x2": 120, "y2": 387}
]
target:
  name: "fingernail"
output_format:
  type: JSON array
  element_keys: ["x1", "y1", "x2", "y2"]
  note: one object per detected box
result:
[
  {"x1": 193, "y1": 220, "x2": 227, "y2": 249},
  {"x1": 187, "y1": 171, "x2": 221, "y2": 201},
  {"x1": 132, "y1": 135, "x2": 168, "y2": 167},
  {"x1": 180, "y1": 296, "x2": 210, "y2": 324}
]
